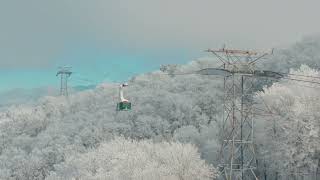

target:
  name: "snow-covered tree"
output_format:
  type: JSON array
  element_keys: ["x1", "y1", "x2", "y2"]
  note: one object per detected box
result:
[
  {"x1": 0, "y1": 58, "x2": 223, "y2": 179},
  {"x1": 255, "y1": 65, "x2": 320, "y2": 179},
  {"x1": 260, "y1": 35, "x2": 320, "y2": 73},
  {"x1": 47, "y1": 137, "x2": 218, "y2": 180},
  {"x1": 1, "y1": 36, "x2": 320, "y2": 179}
]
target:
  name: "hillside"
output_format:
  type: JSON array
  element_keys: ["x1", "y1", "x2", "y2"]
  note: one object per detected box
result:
[{"x1": 0, "y1": 36, "x2": 320, "y2": 179}]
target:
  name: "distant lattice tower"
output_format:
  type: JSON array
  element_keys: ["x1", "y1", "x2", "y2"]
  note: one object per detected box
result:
[
  {"x1": 206, "y1": 47, "x2": 273, "y2": 180},
  {"x1": 56, "y1": 66, "x2": 72, "y2": 96}
]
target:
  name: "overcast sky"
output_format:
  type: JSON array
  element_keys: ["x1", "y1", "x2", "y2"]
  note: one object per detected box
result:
[{"x1": 0, "y1": 0, "x2": 319, "y2": 91}]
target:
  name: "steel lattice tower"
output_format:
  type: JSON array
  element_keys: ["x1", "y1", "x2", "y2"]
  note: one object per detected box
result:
[
  {"x1": 56, "y1": 66, "x2": 72, "y2": 96},
  {"x1": 205, "y1": 47, "x2": 272, "y2": 180}
]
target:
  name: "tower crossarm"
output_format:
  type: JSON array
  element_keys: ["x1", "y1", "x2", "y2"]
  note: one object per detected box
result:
[{"x1": 206, "y1": 48, "x2": 272, "y2": 57}]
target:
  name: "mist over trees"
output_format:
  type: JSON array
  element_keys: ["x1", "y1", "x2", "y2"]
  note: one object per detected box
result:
[
  {"x1": 0, "y1": 36, "x2": 320, "y2": 179},
  {"x1": 260, "y1": 35, "x2": 320, "y2": 72}
]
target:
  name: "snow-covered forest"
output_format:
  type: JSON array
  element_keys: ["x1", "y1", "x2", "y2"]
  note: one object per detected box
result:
[{"x1": 0, "y1": 36, "x2": 320, "y2": 180}]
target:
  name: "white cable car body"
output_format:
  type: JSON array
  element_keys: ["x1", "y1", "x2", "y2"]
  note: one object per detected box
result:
[{"x1": 117, "y1": 83, "x2": 131, "y2": 111}]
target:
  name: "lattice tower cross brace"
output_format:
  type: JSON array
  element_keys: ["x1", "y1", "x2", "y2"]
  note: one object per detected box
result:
[
  {"x1": 56, "y1": 67, "x2": 72, "y2": 97},
  {"x1": 206, "y1": 48, "x2": 271, "y2": 180}
]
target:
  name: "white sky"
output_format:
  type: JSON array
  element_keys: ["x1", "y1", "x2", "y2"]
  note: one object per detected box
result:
[{"x1": 0, "y1": 0, "x2": 319, "y2": 68}]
